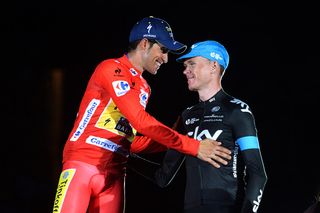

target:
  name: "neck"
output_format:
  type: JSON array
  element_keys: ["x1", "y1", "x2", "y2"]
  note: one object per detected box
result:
[
  {"x1": 127, "y1": 51, "x2": 144, "y2": 72},
  {"x1": 198, "y1": 82, "x2": 222, "y2": 101}
]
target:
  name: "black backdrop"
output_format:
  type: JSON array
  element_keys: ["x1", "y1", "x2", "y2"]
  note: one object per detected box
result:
[{"x1": 6, "y1": 0, "x2": 319, "y2": 212}]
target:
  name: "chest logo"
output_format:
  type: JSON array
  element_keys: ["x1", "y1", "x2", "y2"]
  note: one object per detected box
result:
[{"x1": 112, "y1": 80, "x2": 130, "y2": 97}]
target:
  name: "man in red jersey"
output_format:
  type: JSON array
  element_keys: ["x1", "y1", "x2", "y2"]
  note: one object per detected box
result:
[{"x1": 52, "y1": 16, "x2": 231, "y2": 213}]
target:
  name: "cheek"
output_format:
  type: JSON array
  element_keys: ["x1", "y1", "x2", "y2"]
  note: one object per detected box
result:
[{"x1": 197, "y1": 69, "x2": 210, "y2": 78}]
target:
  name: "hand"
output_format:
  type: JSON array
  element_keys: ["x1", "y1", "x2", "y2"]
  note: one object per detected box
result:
[{"x1": 197, "y1": 138, "x2": 232, "y2": 168}]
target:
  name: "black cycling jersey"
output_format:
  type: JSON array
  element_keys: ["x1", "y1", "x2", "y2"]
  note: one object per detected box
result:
[{"x1": 128, "y1": 89, "x2": 267, "y2": 213}]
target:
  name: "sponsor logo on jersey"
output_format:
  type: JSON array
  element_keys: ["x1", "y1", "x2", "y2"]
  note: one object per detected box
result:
[
  {"x1": 112, "y1": 80, "x2": 130, "y2": 97},
  {"x1": 86, "y1": 135, "x2": 121, "y2": 152},
  {"x1": 129, "y1": 68, "x2": 138, "y2": 76},
  {"x1": 232, "y1": 145, "x2": 239, "y2": 178},
  {"x1": 189, "y1": 126, "x2": 223, "y2": 141},
  {"x1": 95, "y1": 99, "x2": 137, "y2": 142},
  {"x1": 114, "y1": 68, "x2": 122, "y2": 75},
  {"x1": 185, "y1": 117, "x2": 200, "y2": 125},
  {"x1": 253, "y1": 189, "x2": 263, "y2": 212},
  {"x1": 70, "y1": 99, "x2": 100, "y2": 141},
  {"x1": 139, "y1": 89, "x2": 148, "y2": 108},
  {"x1": 211, "y1": 106, "x2": 220, "y2": 112},
  {"x1": 52, "y1": 169, "x2": 76, "y2": 212},
  {"x1": 115, "y1": 117, "x2": 133, "y2": 136},
  {"x1": 203, "y1": 113, "x2": 223, "y2": 122},
  {"x1": 230, "y1": 98, "x2": 252, "y2": 114}
]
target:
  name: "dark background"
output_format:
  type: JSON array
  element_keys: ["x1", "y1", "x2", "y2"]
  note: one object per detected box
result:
[{"x1": 6, "y1": 0, "x2": 319, "y2": 212}]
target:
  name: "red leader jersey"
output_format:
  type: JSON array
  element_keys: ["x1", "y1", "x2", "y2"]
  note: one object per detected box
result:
[{"x1": 62, "y1": 54, "x2": 199, "y2": 170}]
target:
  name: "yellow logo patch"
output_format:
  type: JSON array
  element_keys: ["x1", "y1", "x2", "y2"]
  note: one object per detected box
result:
[{"x1": 52, "y1": 169, "x2": 76, "y2": 212}]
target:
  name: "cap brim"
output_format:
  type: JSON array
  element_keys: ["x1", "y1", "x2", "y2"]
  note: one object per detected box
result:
[
  {"x1": 157, "y1": 40, "x2": 187, "y2": 54},
  {"x1": 176, "y1": 49, "x2": 196, "y2": 62}
]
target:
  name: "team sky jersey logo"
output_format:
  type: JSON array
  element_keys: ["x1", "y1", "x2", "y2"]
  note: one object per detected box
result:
[
  {"x1": 95, "y1": 99, "x2": 137, "y2": 141},
  {"x1": 253, "y1": 189, "x2": 263, "y2": 212},
  {"x1": 188, "y1": 127, "x2": 240, "y2": 178},
  {"x1": 112, "y1": 80, "x2": 130, "y2": 97},
  {"x1": 70, "y1": 99, "x2": 100, "y2": 141},
  {"x1": 230, "y1": 98, "x2": 252, "y2": 114},
  {"x1": 188, "y1": 127, "x2": 223, "y2": 141},
  {"x1": 52, "y1": 169, "x2": 76, "y2": 213}
]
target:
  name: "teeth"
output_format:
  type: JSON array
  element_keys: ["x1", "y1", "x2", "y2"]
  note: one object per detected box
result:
[{"x1": 156, "y1": 62, "x2": 161, "y2": 66}]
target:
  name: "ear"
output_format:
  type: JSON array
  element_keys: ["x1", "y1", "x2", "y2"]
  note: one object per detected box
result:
[
  {"x1": 139, "y1": 38, "x2": 149, "y2": 51},
  {"x1": 211, "y1": 61, "x2": 218, "y2": 73}
]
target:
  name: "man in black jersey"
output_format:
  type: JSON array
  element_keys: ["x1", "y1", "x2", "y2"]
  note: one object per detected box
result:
[{"x1": 128, "y1": 40, "x2": 268, "y2": 213}]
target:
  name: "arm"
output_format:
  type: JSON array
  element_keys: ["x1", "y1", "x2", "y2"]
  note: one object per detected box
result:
[
  {"x1": 95, "y1": 59, "x2": 230, "y2": 166},
  {"x1": 127, "y1": 149, "x2": 185, "y2": 187},
  {"x1": 96, "y1": 60, "x2": 199, "y2": 156},
  {"x1": 130, "y1": 135, "x2": 168, "y2": 154},
  {"x1": 231, "y1": 102, "x2": 268, "y2": 213},
  {"x1": 129, "y1": 116, "x2": 184, "y2": 154},
  {"x1": 238, "y1": 139, "x2": 267, "y2": 213},
  {"x1": 130, "y1": 115, "x2": 231, "y2": 168},
  {"x1": 154, "y1": 149, "x2": 185, "y2": 187}
]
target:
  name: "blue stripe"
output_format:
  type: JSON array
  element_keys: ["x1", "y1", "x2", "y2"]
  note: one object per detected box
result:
[{"x1": 236, "y1": 136, "x2": 260, "y2": 151}]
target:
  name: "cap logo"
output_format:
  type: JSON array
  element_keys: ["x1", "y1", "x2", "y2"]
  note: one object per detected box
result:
[
  {"x1": 191, "y1": 44, "x2": 198, "y2": 49},
  {"x1": 147, "y1": 22, "x2": 152, "y2": 34},
  {"x1": 165, "y1": 26, "x2": 173, "y2": 38},
  {"x1": 210, "y1": 52, "x2": 223, "y2": 60}
]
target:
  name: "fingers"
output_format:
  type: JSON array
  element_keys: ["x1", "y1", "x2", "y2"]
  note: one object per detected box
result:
[
  {"x1": 198, "y1": 156, "x2": 221, "y2": 168},
  {"x1": 207, "y1": 159, "x2": 221, "y2": 168},
  {"x1": 197, "y1": 139, "x2": 232, "y2": 168},
  {"x1": 211, "y1": 154, "x2": 229, "y2": 166},
  {"x1": 201, "y1": 154, "x2": 229, "y2": 168},
  {"x1": 216, "y1": 146, "x2": 232, "y2": 155},
  {"x1": 215, "y1": 149, "x2": 232, "y2": 160}
]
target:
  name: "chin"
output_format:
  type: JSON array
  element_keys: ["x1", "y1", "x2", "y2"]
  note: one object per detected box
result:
[
  {"x1": 152, "y1": 68, "x2": 159, "y2": 75},
  {"x1": 188, "y1": 85, "x2": 197, "y2": 91}
]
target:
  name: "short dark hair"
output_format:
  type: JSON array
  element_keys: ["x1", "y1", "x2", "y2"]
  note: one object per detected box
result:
[{"x1": 128, "y1": 39, "x2": 157, "y2": 52}]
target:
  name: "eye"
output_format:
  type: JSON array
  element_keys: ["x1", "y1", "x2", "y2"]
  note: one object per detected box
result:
[{"x1": 160, "y1": 46, "x2": 169, "y2": 54}]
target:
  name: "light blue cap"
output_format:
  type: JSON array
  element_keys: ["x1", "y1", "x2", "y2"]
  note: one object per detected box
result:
[{"x1": 176, "y1": 40, "x2": 229, "y2": 70}]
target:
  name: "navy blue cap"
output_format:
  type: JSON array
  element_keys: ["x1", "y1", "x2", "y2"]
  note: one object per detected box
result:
[
  {"x1": 129, "y1": 16, "x2": 187, "y2": 54},
  {"x1": 176, "y1": 40, "x2": 230, "y2": 70}
]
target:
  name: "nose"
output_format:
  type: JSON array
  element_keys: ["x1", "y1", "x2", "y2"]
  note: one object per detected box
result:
[{"x1": 183, "y1": 67, "x2": 190, "y2": 75}]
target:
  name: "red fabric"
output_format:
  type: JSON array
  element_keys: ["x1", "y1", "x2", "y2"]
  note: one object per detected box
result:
[
  {"x1": 63, "y1": 54, "x2": 199, "y2": 169},
  {"x1": 53, "y1": 161, "x2": 124, "y2": 213}
]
